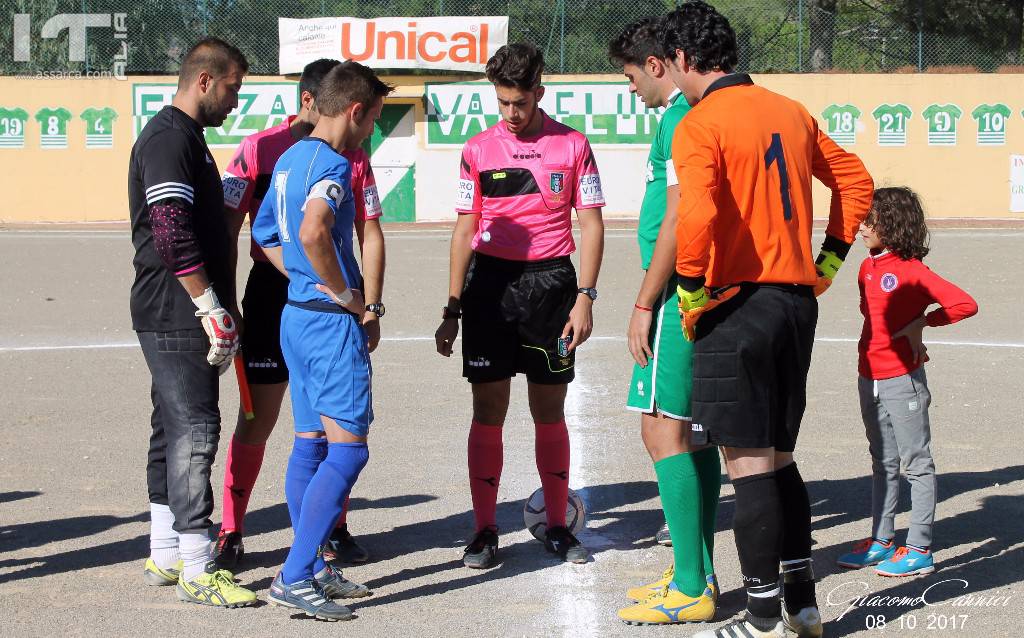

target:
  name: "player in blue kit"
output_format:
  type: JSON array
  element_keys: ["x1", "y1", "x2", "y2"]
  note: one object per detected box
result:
[{"x1": 251, "y1": 61, "x2": 393, "y2": 622}]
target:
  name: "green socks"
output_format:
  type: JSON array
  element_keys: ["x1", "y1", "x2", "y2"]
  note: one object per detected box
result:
[
  {"x1": 654, "y1": 451, "x2": 705, "y2": 597},
  {"x1": 654, "y1": 447, "x2": 722, "y2": 598},
  {"x1": 693, "y1": 446, "x2": 722, "y2": 577}
]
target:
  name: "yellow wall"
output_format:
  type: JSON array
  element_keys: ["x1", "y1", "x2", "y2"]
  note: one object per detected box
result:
[{"x1": 2, "y1": 73, "x2": 1023, "y2": 221}]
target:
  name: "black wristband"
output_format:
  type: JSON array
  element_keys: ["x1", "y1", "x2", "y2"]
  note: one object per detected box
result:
[
  {"x1": 821, "y1": 234, "x2": 853, "y2": 260},
  {"x1": 676, "y1": 274, "x2": 706, "y2": 294}
]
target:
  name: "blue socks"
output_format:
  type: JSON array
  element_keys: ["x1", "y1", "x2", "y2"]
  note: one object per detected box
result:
[
  {"x1": 281, "y1": 443, "x2": 369, "y2": 584},
  {"x1": 284, "y1": 436, "x2": 328, "y2": 529}
]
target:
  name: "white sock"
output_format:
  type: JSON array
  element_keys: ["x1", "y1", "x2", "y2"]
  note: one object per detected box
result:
[
  {"x1": 179, "y1": 532, "x2": 211, "y2": 580},
  {"x1": 149, "y1": 503, "x2": 179, "y2": 568}
]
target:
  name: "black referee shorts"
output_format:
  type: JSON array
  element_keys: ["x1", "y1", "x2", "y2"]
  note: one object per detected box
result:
[
  {"x1": 691, "y1": 283, "x2": 818, "y2": 452},
  {"x1": 461, "y1": 253, "x2": 577, "y2": 385},
  {"x1": 240, "y1": 260, "x2": 289, "y2": 385}
]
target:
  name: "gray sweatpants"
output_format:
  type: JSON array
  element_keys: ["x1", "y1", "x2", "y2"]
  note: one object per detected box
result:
[{"x1": 858, "y1": 367, "x2": 936, "y2": 548}]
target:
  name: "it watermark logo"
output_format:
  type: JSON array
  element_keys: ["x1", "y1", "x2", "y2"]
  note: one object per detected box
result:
[{"x1": 12, "y1": 13, "x2": 129, "y2": 79}]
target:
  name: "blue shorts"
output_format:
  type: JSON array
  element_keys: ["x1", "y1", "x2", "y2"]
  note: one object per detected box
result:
[{"x1": 280, "y1": 302, "x2": 373, "y2": 437}]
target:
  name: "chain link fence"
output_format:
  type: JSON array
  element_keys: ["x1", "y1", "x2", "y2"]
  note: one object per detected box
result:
[{"x1": 2, "y1": 0, "x2": 1018, "y2": 76}]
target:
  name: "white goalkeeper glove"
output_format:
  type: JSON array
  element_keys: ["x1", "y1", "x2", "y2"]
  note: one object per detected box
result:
[{"x1": 191, "y1": 286, "x2": 239, "y2": 372}]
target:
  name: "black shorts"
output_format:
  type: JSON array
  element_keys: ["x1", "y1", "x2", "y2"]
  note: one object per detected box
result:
[
  {"x1": 240, "y1": 260, "x2": 289, "y2": 384},
  {"x1": 461, "y1": 253, "x2": 577, "y2": 385},
  {"x1": 691, "y1": 283, "x2": 817, "y2": 452}
]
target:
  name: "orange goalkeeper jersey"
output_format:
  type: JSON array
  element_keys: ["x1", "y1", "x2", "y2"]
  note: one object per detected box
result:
[{"x1": 672, "y1": 74, "x2": 873, "y2": 288}]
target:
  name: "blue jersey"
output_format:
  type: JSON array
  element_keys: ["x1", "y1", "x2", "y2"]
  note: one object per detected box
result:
[{"x1": 253, "y1": 137, "x2": 362, "y2": 304}]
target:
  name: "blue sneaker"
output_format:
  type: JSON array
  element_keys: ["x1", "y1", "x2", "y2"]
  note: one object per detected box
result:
[
  {"x1": 875, "y1": 546, "x2": 935, "y2": 577},
  {"x1": 837, "y1": 538, "x2": 895, "y2": 569},
  {"x1": 267, "y1": 572, "x2": 354, "y2": 621}
]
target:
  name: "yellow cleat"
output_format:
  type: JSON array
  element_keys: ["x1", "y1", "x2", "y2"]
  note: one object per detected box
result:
[
  {"x1": 618, "y1": 582, "x2": 716, "y2": 625},
  {"x1": 176, "y1": 563, "x2": 257, "y2": 608},
  {"x1": 143, "y1": 558, "x2": 182, "y2": 586},
  {"x1": 626, "y1": 564, "x2": 674, "y2": 601},
  {"x1": 627, "y1": 565, "x2": 719, "y2": 605}
]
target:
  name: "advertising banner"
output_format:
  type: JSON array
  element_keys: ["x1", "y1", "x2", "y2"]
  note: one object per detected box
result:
[{"x1": 279, "y1": 16, "x2": 508, "y2": 74}]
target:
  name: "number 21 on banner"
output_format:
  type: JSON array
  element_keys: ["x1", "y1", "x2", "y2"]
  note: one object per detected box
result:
[{"x1": 764, "y1": 133, "x2": 793, "y2": 221}]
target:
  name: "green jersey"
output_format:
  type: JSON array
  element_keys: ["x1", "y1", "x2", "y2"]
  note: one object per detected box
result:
[
  {"x1": 35, "y1": 107, "x2": 72, "y2": 149},
  {"x1": 922, "y1": 103, "x2": 962, "y2": 146},
  {"x1": 638, "y1": 91, "x2": 690, "y2": 270},
  {"x1": 972, "y1": 104, "x2": 1011, "y2": 146},
  {"x1": 0, "y1": 107, "x2": 29, "y2": 149},
  {"x1": 81, "y1": 107, "x2": 118, "y2": 149},
  {"x1": 821, "y1": 104, "x2": 861, "y2": 146},
  {"x1": 872, "y1": 104, "x2": 912, "y2": 147}
]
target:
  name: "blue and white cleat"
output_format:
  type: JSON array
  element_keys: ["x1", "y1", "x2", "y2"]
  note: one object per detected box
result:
[{"x1": 268, "y1": 572, "x2": 354, "y2": 621}]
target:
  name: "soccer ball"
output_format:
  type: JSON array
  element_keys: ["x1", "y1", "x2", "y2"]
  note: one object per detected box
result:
[{"x1": 523, "y1": 487, "x2": 586, "y2": 541}]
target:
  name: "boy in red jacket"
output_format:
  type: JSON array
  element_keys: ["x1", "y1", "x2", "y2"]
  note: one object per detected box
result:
[{"x1": 837, "y1": 187, "x2": 978, "y2": 577}]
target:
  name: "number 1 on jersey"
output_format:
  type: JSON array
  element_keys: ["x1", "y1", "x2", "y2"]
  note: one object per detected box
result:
[{"x1": 764, "y1": 133, "x2": 792, "y2": 221}]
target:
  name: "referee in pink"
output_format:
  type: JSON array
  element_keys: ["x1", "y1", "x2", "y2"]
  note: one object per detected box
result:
[{"x1": 434, "y1": 42, "x2": 606, "y2": 569}]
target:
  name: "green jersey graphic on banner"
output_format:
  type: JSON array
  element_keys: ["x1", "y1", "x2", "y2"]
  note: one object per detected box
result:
[
  {"x1": 0, "y1": 107, "x2": 29, "y2": 149},
  {"x1": 81, "y1": 107, "x2": 118, "y2": 149},
  {"x1": 35, "y1": 107, "x2": 72, "y2": 149},
  {"x1": 822, "y1": 104, "x2": 861, "y2": 145},
  {"x1": 872, "y1": 104, "x2": 912, "y2": 147},
  {"x1": 922, "y1": 104, "x2": 962, "y2": 146},
  {"x1": 972, "y1": 104, "x2": 1011, "y2": 146}
]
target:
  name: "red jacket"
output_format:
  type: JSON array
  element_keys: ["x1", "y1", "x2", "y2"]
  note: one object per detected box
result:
[{"x1": 858, "y1": 251, "x2": 978, "y2": 380}]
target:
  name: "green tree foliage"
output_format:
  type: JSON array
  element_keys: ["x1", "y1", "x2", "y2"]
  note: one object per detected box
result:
[{"x1": 1, "y1": 0, "x2": 1022, "y2": 75}]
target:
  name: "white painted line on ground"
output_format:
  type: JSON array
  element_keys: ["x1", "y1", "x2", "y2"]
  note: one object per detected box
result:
[
  {"x1": 4, "y1": 336, "x2": 1022, "y2": 352},
  {"x1": 0, "y1": 342, "x2": 140, "y2": 352}
]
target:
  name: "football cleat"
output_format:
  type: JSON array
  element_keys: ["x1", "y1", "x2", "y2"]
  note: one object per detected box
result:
[
  {"x1": 463, "y1": 528, "x2": 499, "y2": 569},
  {"x1": 656, "y1": 521, "x2": 673, "y2": 546},
  {"x1": 875, "y1": 545, "x2": 935, "y2": 577},
  {"x1": 627, "y1": 566, "x2": 719, "y2": 604},
  {"x1": 837, "y1": 538, "x2": 894, "y2": 569},
  {"x1": 268, "y1": 571, "x2": 353, "y2": 621},
  {"x1": 691, "y1": 616, "x2": 785, "y2": 638},
  {"x1": 176, "y1": 562, "x2": 257, "y2": 608},
  {"x1": 783, "y1": 606, "x2": 824, "y2": 638},
  {"x1": 212, "y1": 529, "x2": 244, "y2": 570},
  {"x1": 618, "y1": 582, "x2": 715, "y2": 625},
  {"x1": 627, "y1": 564, "x2": 674, "y2": 601},
  {"x1": 315, "y1": 563, "x2": 371, "y2": 599},
  {"x1": 323, "y1": 524, "x2": 369, "y2": 564},
  {"x1": 544, "y1": 526, "x2": 589, "y2": 563},
  {"x1": 143, "y1": 558, "x2": 182, "y2": 586}
]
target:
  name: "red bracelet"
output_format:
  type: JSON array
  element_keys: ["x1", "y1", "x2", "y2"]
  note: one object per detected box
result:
[{"x1": 634, "y1": 303, "x2": 653, "y2": 312}]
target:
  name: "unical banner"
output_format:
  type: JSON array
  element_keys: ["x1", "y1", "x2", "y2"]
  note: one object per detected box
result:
[{"x1": 279, "y1": 16, "x2": 509, "y2": 74}]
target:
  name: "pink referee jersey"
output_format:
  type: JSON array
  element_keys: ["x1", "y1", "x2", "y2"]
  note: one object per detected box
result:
[
  {"x1": 222, "y1": 116, "x2": 383, "y2": 261},
  {"x1": 455, "y1": 111, "x2": 605, "y2": 261}
]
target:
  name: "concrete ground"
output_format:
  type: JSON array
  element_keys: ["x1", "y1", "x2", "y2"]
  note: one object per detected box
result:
[{"x1": 0, "y1": 224, "x2": 1021, "y2": 638}]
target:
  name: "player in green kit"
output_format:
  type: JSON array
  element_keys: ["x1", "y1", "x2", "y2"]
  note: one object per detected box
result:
[{"x1": 610, "y1": 18, "x2": 721, "y2": 625}]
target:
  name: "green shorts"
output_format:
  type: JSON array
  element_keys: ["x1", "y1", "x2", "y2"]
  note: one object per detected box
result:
[{"x1": 626, "y1": 283, "x2": 694, "y2": 420}]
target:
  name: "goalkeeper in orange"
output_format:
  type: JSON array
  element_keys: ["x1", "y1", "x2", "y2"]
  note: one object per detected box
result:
[{"x1": 636, "y1": 3, "x2": 874, "y2": 637}]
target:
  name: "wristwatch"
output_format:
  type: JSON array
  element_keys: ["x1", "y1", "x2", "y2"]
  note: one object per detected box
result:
[
  {"x1": 442, "y1": 306, "x2": 462, "y2": 320},
  {"x1": 365, "y1": 302, "x2": 386, "y2": 318},
  {"x1": 577, "y1": 287, "x2": 598, "y2": 301}
]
